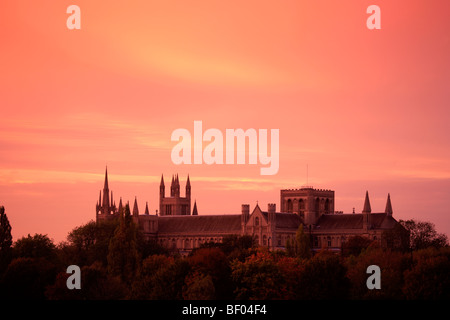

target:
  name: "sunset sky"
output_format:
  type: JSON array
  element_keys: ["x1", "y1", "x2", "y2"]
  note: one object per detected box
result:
[{"x1": 1, "y1": 0, "x2": 449, "y2": 243}]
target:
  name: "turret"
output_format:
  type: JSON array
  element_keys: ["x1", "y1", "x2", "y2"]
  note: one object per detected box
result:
[
  {"x1": 385, "y1": 193, "x2": 393, "y2": 217},
  {"x1": 241, "y1": 204, "x2": 250, "y2": 233},
  {"x1": 133, "y1": 197, "x2": 139, "y2": 216},
  {"x1": 362, "y1": 191, "x2": 371, "y2": 230},
  {"x1": 186, "y1": 174, "x2": 191, "y2": 199},
  {"x1": 268, "y1": 203, "x2": 276, "y2": 224},
  {"x1": 192, "y1": 200, "x2": 198, "y2": 215},
  {"x1": 118, "y1": 197, "x2": 123, "y2": 213}
]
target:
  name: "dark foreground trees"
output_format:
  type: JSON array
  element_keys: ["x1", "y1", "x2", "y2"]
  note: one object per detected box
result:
[{"x1": 0, "y1": 208, "x2": 449, "y2": 300}]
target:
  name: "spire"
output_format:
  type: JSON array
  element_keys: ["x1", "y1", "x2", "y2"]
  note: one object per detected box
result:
[
  {"x1": 160, "y1": 174, "x2": 165, "y2": 186},
  {"x1": 103, "y1": 166, "x2": 109, "y2": 190},
  {"x1": 192, "y1": 200, "x2": 198, "y2": 215},
  {"x1": 101, "y1": 166, "x2": 111, "y2": 214},
  {"x1": 362, "y1": 191, "x2": 371, "y2": 214},
  {"x1": 186, "y1": 174, "x2": 191, "y2": 199},
  {"x1": 118, "y1": 197, "x2": 123, "y2": 213},
  {"x1": 385, "y1": 193, "x2": 393, "y2": 216},
  {"x1": 145, "y1": 201, "x2": 149, "y2": 215},
  {"x1": 171, "y1": 175, "x2": 175, "y2": 197},
  {"x1": 133, "y1": 197, "x2": 139, "y2": 216}
]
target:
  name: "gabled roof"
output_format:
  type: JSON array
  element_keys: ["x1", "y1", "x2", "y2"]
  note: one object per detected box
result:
[{"x1": 158, "y1": 215, "x2": 241, "y2": 235}]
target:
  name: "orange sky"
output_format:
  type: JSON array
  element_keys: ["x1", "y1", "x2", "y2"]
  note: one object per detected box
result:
[{"x1": 1, "y1": 1, "x2": 449, "y2": 242}]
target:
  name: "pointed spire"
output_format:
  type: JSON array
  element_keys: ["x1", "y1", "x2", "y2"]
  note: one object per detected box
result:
[
  {"x1": 385, "y1": 193, "x2": 393, "y2": 216},
  {"x1": 101, "y1": 166, "x2": 111, "y2": 214},
  {"x1": 133, "y1": 197, "x2": 139, "y2": 216},
  {"x1": 186, "y1": 174, "x2": 190, "y2": 187},
  {"x1": 103, "y1": 166, "x2": 109, "y2": 190},
  {"x1": 362, "y1": 191, "x2": 371, "y2": 214},
  {"x1": 160, "y1": 174, "x2": 165, "y2": 186},
  {"x1": 118, "y1": 197, "x2": 123, "y2": 213},
  {"x1": 192, "y1": 200, "x2": 198, "y2": 215},
  {"x1": 110, "y1": 191, "x2": 114, "y2": 207},
  {"x1": 145, "y1": 202, "x2": 149, "y2": 215}
]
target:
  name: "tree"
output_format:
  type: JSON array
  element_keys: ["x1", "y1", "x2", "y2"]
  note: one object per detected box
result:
[
  {"x1": 147, "y1": 258, "x2": 190, "y2": 300},
  {"x1": 296, "y1": 251, "x2": 350, "y2": 299},
  {"x1": 345, "y1": 247, "x2": 409, "y2": 299},
  {"x1": 66, "y1": 219, "x2": 118, "y2": 266},
  {"x1": 130, "y1": 254, "x2": 175, "y2": 299},
  {"x1": 295, "y1": 224, "x2": 311, "y2": 259},
  {"x1": 188, "y1": 247, "x2": 232, "y2": 299},
  {"x1": 107, "y1": 204, "x2": 140, "y2": 284},
  {"x1": 0, "y1": 257, "x2": 57, "y2": 299},
  {"x1": 13, "y1": 233, "x2": 56, "y2": 262},
  {"x1": 45, "y1": 261, "x2": 126, "y2": 300},
  {"x1": 403, "y1": 247, "x2": 450, "y2": 299},
  {"x1": 341, "y1": 235, "x2": 374, "y2": 257},
  {"x1": 286, "y1": 224, "x2": 311, "y2": 259},
  {"x1": 400, "y1": 219, "x2": 449, "y2": 250},
  {"x1": 182, "y1": 271, "x2": 215, "y2": 300},
  {"x1": 231, "y1": 249, "x2": 284, "y2": 299},
  {"x1": 0, "y1": 206, "x2": 13, "y2": 273}
]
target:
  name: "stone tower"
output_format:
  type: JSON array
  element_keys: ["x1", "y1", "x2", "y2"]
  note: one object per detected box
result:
[
  {"x1": 280, "y1": 187, "x2": 334, "y2": 226},
  {"x1": 159, "y1": 174, "x2": 192, "y2": 216}
]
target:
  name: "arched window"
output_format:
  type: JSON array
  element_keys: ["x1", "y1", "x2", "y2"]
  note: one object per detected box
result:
[
  {"x1": 263, "y1": 235, "x2": 267, "y2": 246},
  {"x1": 299, "y1": 199, "x2": 305, "y2": 210},
  {"x1": 255, "y1": 217, "x2": 260, "y2": 226},
  {"x1": 172, "y1": 239, "x2": 176, "y2": 249},
  {"x1": 324, "y1": 199, "x2": 330, "y2": 214},
  {"x1": 287, "y1": 199, "x2": 293, "y2": 213},
  {"x1": 315, "y1": 198, "x2": 320, "y2": 213}
]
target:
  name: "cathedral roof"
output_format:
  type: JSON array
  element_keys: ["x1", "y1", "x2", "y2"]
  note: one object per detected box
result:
[
  {"x1": 158, "y1": 215, "x2": 241, "y2": 235},
  {"x1": 260, "y1": 211, "x2": 302, "y2": 229},
  {"x1": 315, "y1": 213, "x2": 398, "y2": 230}
]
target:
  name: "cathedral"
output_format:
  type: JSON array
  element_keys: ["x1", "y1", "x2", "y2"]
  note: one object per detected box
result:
[{"x1": 95, "y1": 168, "x2": 408, "y2": 253}]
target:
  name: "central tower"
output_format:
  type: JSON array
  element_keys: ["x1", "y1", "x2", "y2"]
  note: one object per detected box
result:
[
  {"x1": 159, "y1": 174, "x2": 192, "y2": 215},
  {"x1": 280, "y1": 187, "x2": 334, "y2": 226}
]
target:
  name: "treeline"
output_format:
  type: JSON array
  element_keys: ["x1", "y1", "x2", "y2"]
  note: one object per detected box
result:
[{"x1": 0, "y1": 205, "x2": 449, "y2": 300}]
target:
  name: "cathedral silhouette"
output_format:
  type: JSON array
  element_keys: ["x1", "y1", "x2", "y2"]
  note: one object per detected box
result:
[{"x1": 96, "y1": 168, "x2": 408, "y2": 254}]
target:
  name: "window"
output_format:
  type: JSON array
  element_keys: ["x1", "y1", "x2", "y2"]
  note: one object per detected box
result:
[
  {"x1": 327, "y1": 236, "x2": 331, "y2": 247},
  {"x1": 325, "y1": 199, "x2": 330, "y2": 214},
  {"x1": 287, "y1": 199, "x2": 293, "y2": 213},
  {"x1": 299, "y1": 199, "x2": 305, "y2": 210},
  {"x1": 314, "y1": 236, "x2": 319, "y2": 248},
  {"x1": 263, "y1": 235, "x2": 267, "y2": 246},
  {"x1": 255, "y1": 217, "x2": 260, "y2": 226}
]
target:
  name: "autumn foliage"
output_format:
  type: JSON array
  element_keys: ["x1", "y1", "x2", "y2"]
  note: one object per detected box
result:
[{"x1": 0, "y1": 205, "x2": 449, "y2": 300}]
